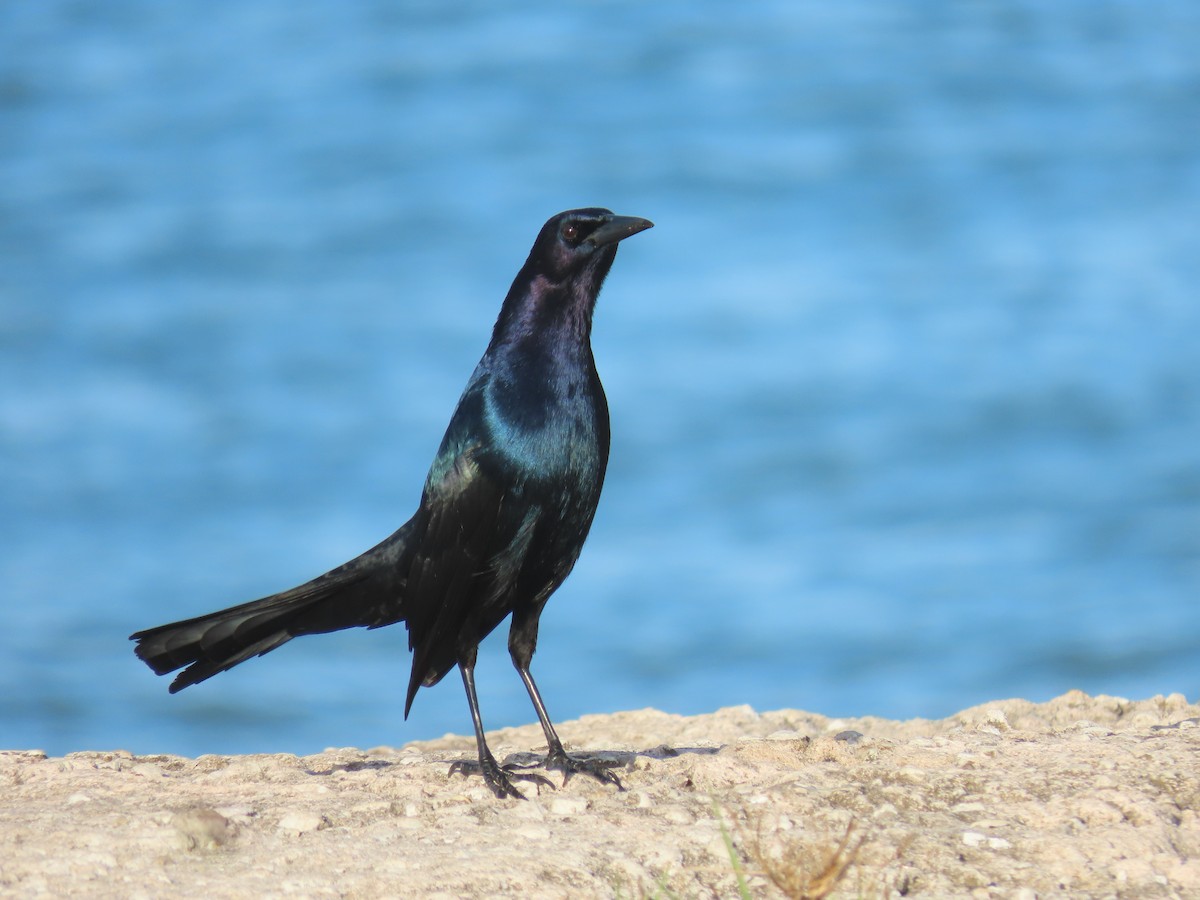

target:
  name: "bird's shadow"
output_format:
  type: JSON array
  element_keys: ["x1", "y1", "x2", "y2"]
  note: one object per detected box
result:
[
  {"x1": 300, "y1": 748, "x2": 715, "y2": 782},
  {"x1": 303, "y1": 744, "x2": 719, "y2": 778},
  {"x1": 493, "y1": 743, "x2": 721, "y2": 770},
  {"x1": 304, "y1": 759, "x2": 397, "y2": 776}
]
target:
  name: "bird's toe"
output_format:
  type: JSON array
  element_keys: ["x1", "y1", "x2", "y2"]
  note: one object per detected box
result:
[
  {"x1": 447, "y1": 757, "x2": 554, "y2": 799},
  {"x1": 542, "y1": 750, "x2": 625, "y2": 790}
]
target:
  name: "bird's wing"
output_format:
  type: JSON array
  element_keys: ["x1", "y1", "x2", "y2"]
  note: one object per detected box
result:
[{"x1": 400, "y1": 432, "x2": 541, "y2": 716}]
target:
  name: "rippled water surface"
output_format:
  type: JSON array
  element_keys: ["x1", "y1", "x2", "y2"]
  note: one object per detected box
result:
[{"x1": 2, "y1": 1, "x2": 1198, "y2": 756}]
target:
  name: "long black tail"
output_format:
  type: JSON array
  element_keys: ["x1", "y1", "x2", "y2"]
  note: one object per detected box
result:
[{"x1": 131, "y1": 526, "x2": 412, "y2": 693}]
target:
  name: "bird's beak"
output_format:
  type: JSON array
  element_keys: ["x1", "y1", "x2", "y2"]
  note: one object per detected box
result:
[{"x1": 586, "y1": 215, "x2": 655, "y2": 248}]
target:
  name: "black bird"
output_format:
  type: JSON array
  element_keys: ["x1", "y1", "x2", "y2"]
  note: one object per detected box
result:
[{"x1": 130, "y1": 208, "x2": 653, "y2": 799}]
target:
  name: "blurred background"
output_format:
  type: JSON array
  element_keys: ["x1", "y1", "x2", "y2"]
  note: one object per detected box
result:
[{"x1": 2, "y1": 1, "x2": 1197, "y2": 758}]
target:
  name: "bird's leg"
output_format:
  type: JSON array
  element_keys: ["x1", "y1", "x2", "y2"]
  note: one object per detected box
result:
[
  {"x1": 447, "y1": 662, "x2": 553, "y2": 799},
  {"x1": 514, "y1": 663, "x2": 624, "y2": 790}
]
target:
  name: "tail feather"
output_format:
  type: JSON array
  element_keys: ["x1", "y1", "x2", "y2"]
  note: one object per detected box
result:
[
  {"x1": 132, "y1": 522, "x2": 416, "y2": 694},
  {"x1": 131, "y1": 568, "x2": 377, "y2": 693}
]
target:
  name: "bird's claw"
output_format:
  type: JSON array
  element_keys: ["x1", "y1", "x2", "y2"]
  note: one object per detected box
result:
[
  {"x1": 448, "y1": 757, "x2": 555, "y2": 800},
  {"x1": 538, "y1": 750, "x2": 625, "y2": 791},
  {"x1": 449, "y1": 749, "x2": 624, "y2": 797}
]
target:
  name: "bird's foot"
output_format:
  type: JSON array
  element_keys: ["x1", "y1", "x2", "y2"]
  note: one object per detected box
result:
[
  {"x1": 533, "y1": 748, "x2": 625, "y2": 791},
  {"x1": 448, "y1": 755, "x2": 555, "y2": 800}
]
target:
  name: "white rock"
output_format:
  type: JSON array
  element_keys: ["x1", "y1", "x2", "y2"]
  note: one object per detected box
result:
[{"x1": 277, "y1": 810, "x2": 327, "y2": 835}]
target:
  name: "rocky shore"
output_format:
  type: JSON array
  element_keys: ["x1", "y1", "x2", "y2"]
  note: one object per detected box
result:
[{"x1": 2, "y1": 691, "x2": 1197, "y2": 898}]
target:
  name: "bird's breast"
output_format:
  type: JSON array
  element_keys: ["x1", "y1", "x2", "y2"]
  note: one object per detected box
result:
[{"x1": 482, "y1": 366, "x2": 607, "y2": 486}]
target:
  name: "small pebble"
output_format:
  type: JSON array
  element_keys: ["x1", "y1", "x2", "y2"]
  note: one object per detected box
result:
[
  {"x1": 173, "y1": 808, "x2": 233, "y2": 850},
  {"x1": 277, "y1": 810, "x2": 327, "y2": 835},
  {"x1": 962, "y1": 830, "x2": 1011, "y2": 850}
]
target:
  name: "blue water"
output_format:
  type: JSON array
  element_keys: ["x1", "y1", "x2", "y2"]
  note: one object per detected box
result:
[{"x1": 2, "y1": 1, "x2": 1198, "y2": 758}]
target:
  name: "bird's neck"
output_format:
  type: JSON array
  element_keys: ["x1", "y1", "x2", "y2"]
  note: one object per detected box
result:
[{"x1": 490, "y1": 273, "x2": 597, "y2": 352}]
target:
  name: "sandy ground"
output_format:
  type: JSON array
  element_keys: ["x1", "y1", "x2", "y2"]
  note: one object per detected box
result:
[{"x1": 2, "y1": 690, "x2": 1198, "y2": 899}]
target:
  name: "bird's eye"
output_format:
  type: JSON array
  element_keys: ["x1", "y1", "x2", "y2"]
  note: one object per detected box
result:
[{"x1": 561, "y1": 222, "x2": 580, "y2": 243}]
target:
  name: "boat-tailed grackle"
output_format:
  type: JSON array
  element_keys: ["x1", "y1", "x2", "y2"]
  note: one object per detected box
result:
[{"x1": 130, "y1": 208, "x2": 653, "y2": 798}]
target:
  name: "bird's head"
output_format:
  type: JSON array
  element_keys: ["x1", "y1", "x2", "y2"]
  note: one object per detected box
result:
[
  {"x1": 494, "y1": 208, "x2": 653, "y2": 344},
  {"x1": 529, "y1": 208, "x2": 654, "y2": 286}
]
